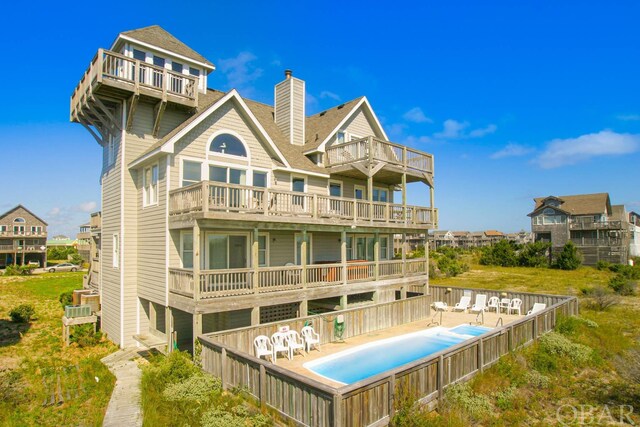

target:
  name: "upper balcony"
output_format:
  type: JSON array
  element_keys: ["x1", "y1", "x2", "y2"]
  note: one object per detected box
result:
[
  {"x1": 0, "y1": 230, "x2": 47, "y2": 238},
  {"x1": 325, "y1": 137, "x2": 434, "y2": 185},
  {"x1": 169, "y1": 181, "x2": 438, "y2": 229},
  {"x1": 70, "y1": 49, "x2": 199, "y2": 132},
  {"x1": 569, "y1": 218, "x2": 623, "y2": 230}
]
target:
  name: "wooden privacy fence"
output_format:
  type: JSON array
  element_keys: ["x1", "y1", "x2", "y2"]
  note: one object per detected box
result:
[{"x1": 199, "y1": 290, "x2": 578, "y2": 426}]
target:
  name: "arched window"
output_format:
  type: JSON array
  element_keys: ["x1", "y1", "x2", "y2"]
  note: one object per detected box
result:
[
  {"x1": 14, "y1": 217, "x2": 25, "y2": 223},
  {"x1": 543, "y1": 208, "x2": 555, "y2": 215},
  {"x1": 209, "y1": 133, "x2": 247, "y2": 157}
]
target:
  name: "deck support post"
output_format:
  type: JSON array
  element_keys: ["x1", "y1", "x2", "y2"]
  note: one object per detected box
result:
[
  {"x1": 259, "y1": 365, "x2": 267, "y2": 410},
  {"x1": 299, "y1": 300, "x2": 308, "y2": 317},
  {"x1": 401, "y1": 233, "x2": 407, "y2": 276},
  {"x1": 252, "y1": 228, "x2": 260, "y2": 293},
  {"x1": 165, "y1": 306, "x2": 173, "y2": 353},
  {"x1": 251, "y1": 307, "x2": 260, "y2": 325},
  {"x1": 388, "y1": 373, "x2": 396, "y2": 420},
  {"x1": 339, "y1": 294, "x2": 348, "y2": 310},
  {"x1": 193, "y1": 221, "x2": 201, "y2": 302},
  {"x1": 374, "y1": 233, "x2": 379, "y2": 281},
  {"x1": 341, "y1": 230, "x2": 347, "y2": 286},
  {"x1": 301, "y1": 230, "x2": 308, "y2": 288},
  {"x1": 437, "y1": 355, "x2": 444, "y2": 402},
  {"x1": 430, "y1": 185, "x2": 436, "y2": 227},
  {"x1": 424, "y1": 233, "x2": 430, "y2": 294},
  {"x1": 402, "y1": 172, "x2": 407, "y2": 225},
  {"x1": 192, "y1": 312, "x2": 202, "y2": 355},
  {"x1": 332, "y1": 394, "x2": 342, "y2": 427}
]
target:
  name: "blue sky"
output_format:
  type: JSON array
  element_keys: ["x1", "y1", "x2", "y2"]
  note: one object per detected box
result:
[{"x1": 1, "y1": 1, "x2": 639, "y2": 237}]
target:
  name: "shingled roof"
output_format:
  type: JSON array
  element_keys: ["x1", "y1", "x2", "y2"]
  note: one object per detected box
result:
[
  {"x1": 118, "y1": 25, "x2": 214, "y2": 67},
  {"x1": 303, "y1": 97, "x2": 364, "y2": 151},
  {"x1": 530, "y1": 193, "x2": 611, "y2": 216}
]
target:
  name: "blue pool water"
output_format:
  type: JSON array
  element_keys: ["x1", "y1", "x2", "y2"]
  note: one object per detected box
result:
[{"x1": 304, "y1": 325, "x2": 491, "y2": 384}]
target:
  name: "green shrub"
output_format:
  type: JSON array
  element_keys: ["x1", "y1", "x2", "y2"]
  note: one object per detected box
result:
[
  {"x1": 70, "y1": 253, "x2": 84, "y2": 266},
  {"x1": 524, "y1": 370, "x2": 550, "y2": 389},
  {"x1": 443, "y1": 383, "x2": 492, "y2": 420},
  {"x1": 556, "y1": 316, "x2": 599, "y2": 336},
  {"x1": 201, "y1": 407, "x2": 272, "y2": 427},
  {"x1": 479, "y1": 240, "x2": 518, "y2": 267},
  {"x1": 518, "y1": 242, "x2": 551, "y2": 267},
  {"x1": 9, "y1": 304, "x2": 35, "y2": 323},
  {"x1": 3, "y1": 265, "x2": 37, "y2": 276},
  {"x1": 59, "y1": 291, "x2": 73, "y2": 308},
  {"x1": 538, "y1": 332, "x2": 593, "y2": 365},
  {"x1": 493, "y1": 386, "x2": 517, "y2": 410},
  {"x1": 553, "y1": 241, "x2": 582, "y2": 270},
  {"x1": 145, "y1": 351, "x2": 200, "y2": 386},
  {"x1": 70, "y1": 324, "x2": 102, "y2": 347},
  {"x1": 596, "y1": 260, "x2": 612, "y2": 270},
  {"x1": 585, "y1": 286, "x2": 620, "y2": 311},
  {"x1": 609, "y1": 274, "x2": 637, "y2": 296},
  {"x1": 162, "y1": 373, "x2": 221, "y2": 402}
]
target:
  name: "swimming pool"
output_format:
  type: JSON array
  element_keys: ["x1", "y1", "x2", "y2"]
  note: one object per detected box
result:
[{"x1": 304, "y1": 324, "x2": 492, "y2": 385}]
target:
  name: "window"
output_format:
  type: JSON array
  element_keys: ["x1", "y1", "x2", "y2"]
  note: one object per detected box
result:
[
  {"x1": 0, "y1": 225, "x2": 6, "y2": 232},
  {"x1": 346, "y1": 236, "x2": 353, "y2": 261},
  {"x1": 143, "y1": 164, "x2": 159, "y2": 206},
  {"x1": 153, "y1": 56, "x2": 165, "y2": 67},
  {"x1": 113, "y1": 234, "x2": 119, "y2": 268},
  {"x1": 205, "y1": 234, "x2": 248, "y2": 269},
  {"x1": 31, "y1": 226, "x2": 42, "y2": 234},
  {"x1": 171, "y1": 61, "x2": 183, "y2": 73},
  {"x1": 209, "y1": 133, "x2": 247, "y2": 157},
  {"x1": 355, "y1": 236, "x2": 375, "y2": 261},
  {"x1": 189, "y1": 67, "x2": 200, "y2": 77},
  {"x1": 181, "y1": 232, "x2": 194, "y2": 269},
  {"x1": 354, "y1": 185, "x2": 366, "y2": 200},
  {"x1": 258, "y1": 234, "x2": 268, "y2": 267},
  {"x1": 182, "y1": 160, "x2": 201, "y2": 187},
  {"x1": 107, "y1": 135, "x2": 116, "y2": 166},
  {"x1": 209, "y1": 166, "x2": 246, "y2": 184},
  {"x1": 253, "y1": 172, "x2": 267, "y2": 188},
  {"x1": 380, "y1": 236, "x2": 389, "y2": 260},
  {"x1": 152, "y1": 56, "x2": 165, "y2": 87},
  {"x1": 292, "y1": 177, "x2": 306, "y2": 208},
  {"x1": 373, "y1": 188, "x2": 388, "y2": 202},
  {"x1": 294, "y1": 233, "x2": 312, "y2": 265},
  {"x1": 336, "y1": 131, "x2": 345, "y2": 144},
  {"x1": 14, "y1": 217, "x2": 25, "y2": 223},
  {"x1": 133, "y1": 49, "x2": 146, "y2": 61},
  {"x1": 329, "y1": 181, "x2": 342, "y2": 197},
  {"x1": 13, "y1": 225, "x2": 24, "y2": 234}
]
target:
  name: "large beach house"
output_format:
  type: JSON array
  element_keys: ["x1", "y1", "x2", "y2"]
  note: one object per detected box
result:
[
  {"x1": 70, "y1": 26, "x2": 436, "y2": 350},
  {"x1": 0, "y1": 205, "x2": 48, "y2": 268}
]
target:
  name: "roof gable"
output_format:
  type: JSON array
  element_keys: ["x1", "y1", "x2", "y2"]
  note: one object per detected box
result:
[
  {"x1": 530, "y1": 193, "x2": 611, "y2": 216},
  {"x1": 0, "y1": 205, "x2": 48, "y2": 225}
]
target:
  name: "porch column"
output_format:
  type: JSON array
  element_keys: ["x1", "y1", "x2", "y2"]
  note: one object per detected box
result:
[
  {"x1": 301, "y1": 229, "x2": 308, "y2": 288},
  {"x1": 193, "y1": 221, "x2": 201, "y2": 301},
  {"x1": 374, "y1": 232, "x2": 380, "y2": 280},
  {"x1": 339, "y1": 294, "x2": 348, "y2": 310},
  {"x1": 251, "y1": 307, "x2": 260, "y2": 325},
  {"x1": 341, "y1": 230, "x2": 347, "y2": 286},
  {"x1": 401, "y1": 233, "x2": 407, "y2": 276},
  {"x1": 300, "y1": 300, "x2": 308, "y2": 317},
  {"x1": 424, "y1": 233, "x2": 430, "y2": 295},
  {"x1": 402, "y1": 172, "x2": 407, "y2": 225},
  {"x1": 252, "y1": 228, "x2": 259, "y2": 293},
  {"x1": 165, "y1": 306, "x2": 173, "y2": 353},
  {"x1": 400, "y1": 286, "x2": 407, "y2": 299},
  {"x1": 367, "y1": 175, "x2": 373, "y2": 223},
  {"x1": 193, "y1": 312, "x2": 202, "y2": 354}
]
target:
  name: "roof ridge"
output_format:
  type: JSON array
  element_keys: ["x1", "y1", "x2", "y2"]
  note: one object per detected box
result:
[{"x1": 307, "y1": 96, "x2": 364, "y2": 118}]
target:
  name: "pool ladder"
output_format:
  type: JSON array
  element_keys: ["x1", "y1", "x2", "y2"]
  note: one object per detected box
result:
[
  {"x1": 495, "y1": 317, "x2": 504, "y2": 327},
  {"x1": 470, "y1": 310, "x2": 485, "y2": 326},
  {"x1": 427, "y1": 309, "x2": 443, "y2": 326}
]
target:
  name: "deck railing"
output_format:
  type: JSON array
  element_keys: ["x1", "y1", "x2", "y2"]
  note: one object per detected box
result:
[
  {"x1": 325, "y1": 136, "x2": 434, "y2": 175},
  {"x1": 168, "y1": 258, "x2": 427, "y2": 300},
  {"x1": 0, "y1": 231, "x2": 47, "y2": 237},
  {"x1": 569, "y1": 219, "x2": 623, "y2": 230},
  {"x1": 169, "y1": 181, "x2": 437, "y2": 227},
  {"x1": 199, "y1": 288, "x2": 578, "y2": 426}
]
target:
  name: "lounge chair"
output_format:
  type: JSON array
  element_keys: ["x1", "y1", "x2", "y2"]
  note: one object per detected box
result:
[
  {"x1": 254, "y1": 335, "x2": 274, "y2": 363},
  {"x1": 286, "y1": 330, "x2": 306, "y2": 358},
  {"x1": 432, "y1": 301, "x2": 448, "y2": 311},
  {"x1": 301, "y1": 326, "x2": 320, "y2": 352},
  {"x1": 470, "y1": 294, "x2": 487, "y2": 313},
  {"x1": 452, "y1": 296, "x2": 471, "y2": 312},
  {"x1": 271, "y1": 332, "x2": 290, "y2": 361},
  {"x1": 487, "y1": 296, "x2": 500, "y2": 313},
  {"x1": 527, "y1": 303, "x2": 546, "y2": 315},
  {"x1": 508, "y1": 298, "x2": 523, "y2": 315}
]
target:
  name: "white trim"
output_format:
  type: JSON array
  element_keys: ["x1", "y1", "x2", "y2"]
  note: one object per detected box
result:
[
  {"x1": 113, "y1": 34, "x2": 215, "y2": 70},
  {"x1": 142, "y1": 163, "x2": 159, "y2": 207},
  {"x1": 272, "y1": 166, "x2": 329, "y2": 179},
  {"x1": 120, "y1": 102, "x2": 126, "y2": 347},
  {"x1": 180, "y1": 230, "x2": 194, "y2": 269},
  {"x1": 304, "y1": 97, "x2": 389, "y2": 154},
  {"x1": 291, "y1": 174, "x2": 307, "y2": 192},
  {"x1": 206, "y1": 129, "x2": 252, "y2": 163},
  {"x1": 165, "y1": 155, "x2": 171, "y2": 306}
]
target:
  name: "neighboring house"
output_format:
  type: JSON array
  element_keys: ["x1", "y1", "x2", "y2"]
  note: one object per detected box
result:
[
  {"x1": 82, "y1": 211, "x2": 102, "y2": 291},
  {"x1": 0, "y1": 205, "x2": 48, "y2": 267},
  {"x1": 46, "y1": 236, "x2": 77, "y2": 249},
  {"x1": 77, "y1": 223, "x2": 91, "y2": 262},
  {"x1": 70, "y1": 26, "x2": 437, "y2": 350},
  {"x1": 393, "y1": 233, "x2": 426, "y2": 253},
  {"x1": 529, "y1": 193, "x2": 630, "y2": 265},
  {"x1": 506, "y1": 231, "x2": 534, "y2": 245},
  {"x1": 628, "y1": 211, "x2": 640, "y2": 258},
  {"x1": 432, "y1": 230, "x2": 455, "y2": 249}
]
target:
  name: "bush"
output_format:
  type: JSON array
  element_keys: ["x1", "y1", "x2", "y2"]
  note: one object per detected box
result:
[
  {"x1": 70, "y1": 253, "x2": 84, "y2": 266},
  {"x1": 3, "y1": 264, "x2": 37, "y2": 276},
  {"x1": 59, "y1": 291, "x2": 73, "y2": 308},
  {"x1": 432, "y1": 247, "x2": 469, "y2": 277},
  {"x1": 70, "y1": 324, "x2": 102, "y2": 347},
  {"x1": 9, "y1": 304, "x2": 35, "y2": 323},
  {"x1": 443, "y1": 383, "x2": 492, "y2": 420},
  {"x1": 556, "y1": 316, "x2": 599, "y2": 336},
  {"x1": 524, "y1": 370, "x2": 550, "y2": 389},
  {"x1": 553, "y1": 241, "x2": 582, "y2": 270},
  {"x1": 538, "y1": 332, "x2": 593, "y2": 365},
  {"x1": 162, "y1": 373, "x2": 221, "y2": 402},
  {"x1": 518, "y1": 242, "x2": 551, "y2": 267},
  {"x1": 596, "y1": 260, "x2": 612, "y2": 271},
  {"x1": 493, "y1": 386, "x2": 517, "y2": 410},
  {"x1": 479, "y1": 240, "x2": 518, "y2": 267},
  {"x1": 584, "y1": 286, "x2": 620, "y2": 311},
  {"x1": 201, "y1": 408, "x2": 271, "y2": 427},
  {"x1": 609, "y1": 274, "x2": 637, "y2": 296}
]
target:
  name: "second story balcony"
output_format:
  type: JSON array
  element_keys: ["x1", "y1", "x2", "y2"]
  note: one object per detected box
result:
[
  {"x1": 169, "y1": 181, "x2": 438, "y2": 229},
  {"x1": 0, "y1": 230, "x2": 47, "y2": 238},
  {"x1": 325, "y1": 136, "x2": 434, "y2": 184},
  {"x1": 569, "y1": 218, "x2": 623, "y2": 230}
]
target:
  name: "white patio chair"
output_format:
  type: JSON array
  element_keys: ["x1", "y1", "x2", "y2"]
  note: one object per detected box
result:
[
  {"x1": 470, "y1": 294, "x2": 487, "y2": 313},
  {"x1": 271, "y1": 332, "x2": 290, "y2": 361},
  {"x1": 254, "y1": 335, "x2": 274, "y2": 363},
  {"x1": 452, "y1": 295, "x2": 471, "y2": 312},
  {"x1": 432, "y1": 301, "x2": 448, "y2": 311},
  {"x1": 499, "y1": 298, "x2": 511, "y2": 313},
  {"x1": 487, "y1": 296, "x2": 500, "y2": 313},
  {"x1": 508, "y1": 298, "x2": 523, "y2": 315},
  {"x1": 527, "y1": 303, "x2": 546, "y2": 315},
  {"x1": 286, "y1": 330, "x2": 306, "y2": 358},
  {"x1": 301, "y1": 325, "x2": 321, "y2": 352}
]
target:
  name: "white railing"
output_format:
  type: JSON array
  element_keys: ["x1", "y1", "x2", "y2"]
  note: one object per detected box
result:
[
  {"x1": 167, "y1": 259, "x2": 426, "y2": 299},
  {"x1": 169, "y1": 181, "x2": 437, "y2": 226}
]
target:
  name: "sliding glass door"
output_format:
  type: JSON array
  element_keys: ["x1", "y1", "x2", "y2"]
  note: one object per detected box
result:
[{"x1": 205, "y1": 234, "x2": 248, "y2": 269}]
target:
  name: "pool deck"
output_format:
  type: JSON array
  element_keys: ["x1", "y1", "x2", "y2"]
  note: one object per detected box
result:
[{"x1": 274, "y1": 309, "x2": 523, "y2": 387}]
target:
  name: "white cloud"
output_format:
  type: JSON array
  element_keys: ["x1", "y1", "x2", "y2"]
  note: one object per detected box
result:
[
  {"x1": 78, "y1": 201, "x2": 97, "y2": 213},
  {"x1": 469, "y1": 124, "x2": 497, "y2": 138},
  {"x1": 402, "y1": 135, "x2": 432, "y2": 146},
  {"x1": 491, "y1": 143, "x2": 535, "y2": 159},
  {"x1": 534, "y1": 130, "x2": 640, "y2": 168},
  {"x1": 402, "y1": 107, "x2": 432, "y2": 123},
  {"x1": 617, "y1": 114, "x2": 640, "y2": 121},
  {"x1": 218, "y1": 52, "x2": 263, "y2": 95},
  {"x1": 434, "y1": 119, "x2": 469, "y2": 139},
  {"x1": 319, "y1": 91, "x2": 341, "y2": 101}
]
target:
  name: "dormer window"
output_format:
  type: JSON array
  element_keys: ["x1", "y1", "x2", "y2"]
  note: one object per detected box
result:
[
  {"x1": 14, "y1": 217, "x2": 25, "y2": 223},
  {"x1": 209, "y1": 133, "x2": 247, "y2": 157}
]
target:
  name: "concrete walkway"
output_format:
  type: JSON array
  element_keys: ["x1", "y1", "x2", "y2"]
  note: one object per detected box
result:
[{"x1": 102, "y1": 349, "x2": 143, "y2": 427}]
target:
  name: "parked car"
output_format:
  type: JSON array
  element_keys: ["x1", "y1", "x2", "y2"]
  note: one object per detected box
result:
[{"x1": 48, "y1": 263, "x2": 80, "y2": 273}]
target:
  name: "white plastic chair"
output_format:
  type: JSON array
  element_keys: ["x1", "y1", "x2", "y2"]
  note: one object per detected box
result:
[
  {"x1": 432, "y1": 301, "x2": 448, "y2": 311},
  {"x1": 509, "y1": 298, "x2": 523, "y2": 315},
  {"x1": 271, "y1": 332, "x2": 290, "y2": 361},
  {"x1": 527, "y1": 303, "x2": 546, "y2": 315},
  {"x1": 301, "y1": 326, "x2": 320, "y2": 352},
  {"x1": 254, "y1": 335, "x2": 274, "y2": 363},
  {"x1": 499, "y1": 298, "x2": 511, "y2": 313},
  {"x1": 471, "y1": 294, "x2": 487, "y2": 313},
  {"x1": 286, "y1": 330, "x2": 306, "y2": 358},
  {"x1": 452, "y1": 296, "x2": 471, "y2": 312},
  {"x1": 487, "y1": 296, "x2": 500, "y2": 313}
]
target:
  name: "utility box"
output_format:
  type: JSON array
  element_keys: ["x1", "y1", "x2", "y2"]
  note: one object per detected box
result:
[
  {"x1": 80, "y1": 294, "x2": 100, "y2": 314},
  {"x1": 65, "y1": 305, "x2": 92, "y2": 318},
  {"x1": 72, "y1": 289, "x2": 92, "y2": 306}
]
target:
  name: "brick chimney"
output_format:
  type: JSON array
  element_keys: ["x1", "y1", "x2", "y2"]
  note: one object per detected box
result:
[{"x1": 274, "y1": 70, "x2": 305, "y2": 146}]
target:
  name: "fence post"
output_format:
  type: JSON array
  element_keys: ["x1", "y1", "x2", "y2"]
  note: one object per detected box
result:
[
  {"x1": 437, "y1": 355, "x2": 444, "y2": 402},
  {"x1": 259, "y1": 364, "x2": 266, "y2": 410},
  {"x1": 221, "y1": 347, "x2": 227, "y2": 390},
  {"x1": 333, "y1": 394, "x2": 343, "y2": 427},
  {"x1": 508, "y1": 326, "x2": 514, "y2": 352},
  {"x1": 478, "y1": 338, "x2": 484, "y2": 373}
]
